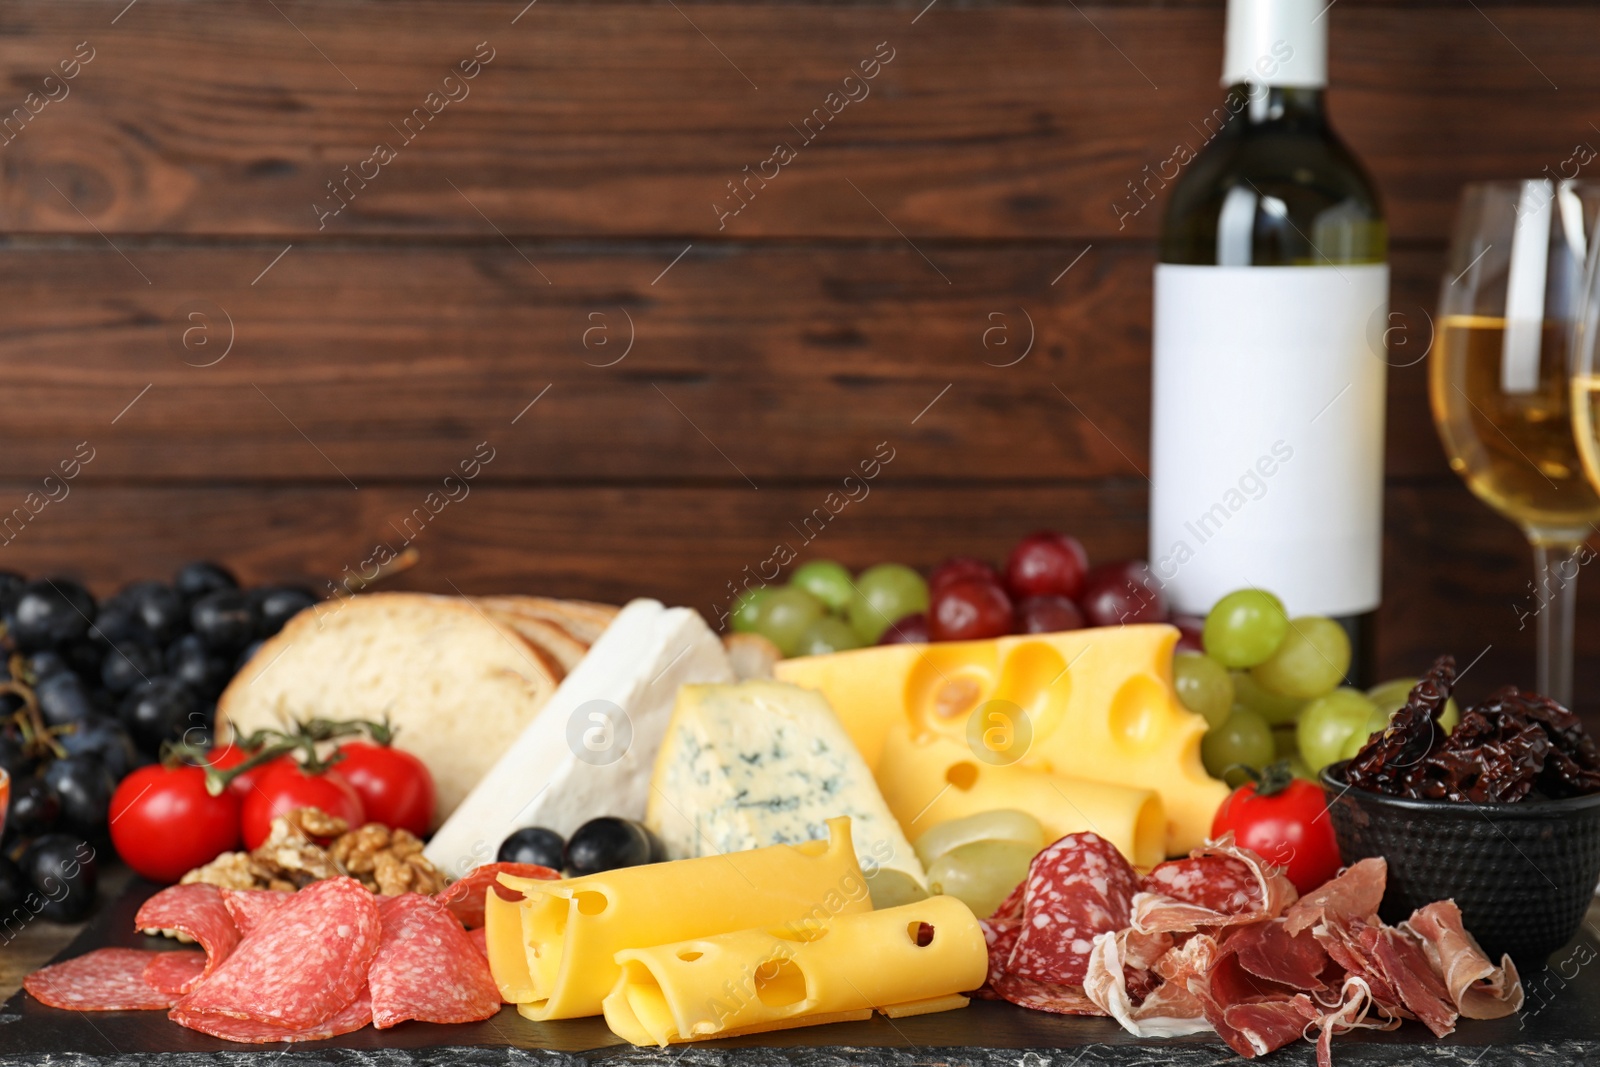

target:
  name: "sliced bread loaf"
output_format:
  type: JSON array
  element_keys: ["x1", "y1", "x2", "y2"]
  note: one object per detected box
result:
[{"x1": 216, "y1": 592, "x2": 561, "y2": 827}]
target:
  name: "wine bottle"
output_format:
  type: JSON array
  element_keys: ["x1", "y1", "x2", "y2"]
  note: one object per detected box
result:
[{"x1": 1149, "y1": 0, "x2": 1387, "y2": 685}]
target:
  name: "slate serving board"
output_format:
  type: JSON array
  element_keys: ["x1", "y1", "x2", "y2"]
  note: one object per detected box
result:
[{"x1": 2, "y1": 880, "x2": 1597, "y2": 1066}]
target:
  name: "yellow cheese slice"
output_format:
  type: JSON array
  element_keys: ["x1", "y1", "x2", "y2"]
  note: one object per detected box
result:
[
  {"x1": 773, "y1": 623, "x2": 1227, "y2": 854},
  {"x1": 876, "y1": 725, "x2": 1165, "y2": 872},
  {"x1": 602, "y1": 894, "x2": 988, "y2": 1046},
  {"x1": 487, "y1": 816, "x2": 873, "y2": 1020}
]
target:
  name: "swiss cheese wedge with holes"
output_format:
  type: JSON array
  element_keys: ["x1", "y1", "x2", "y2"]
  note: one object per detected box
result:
[
  {"x1": 602, "y1": 894, "x2": 987, "y2": 1046},
  {"x1": 486, "y1": 817, "x2": 872, "y2": 1021},
  {"x1": 772, "y1": 624, "x2": 1226, "y2": 855}
]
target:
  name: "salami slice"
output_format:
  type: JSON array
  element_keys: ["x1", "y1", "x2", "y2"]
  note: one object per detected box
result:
[
  {"x1": 220, "y1": 888, "x2": 294, "y2": 935},
  {"x1": 177, "y1": 876, "x2": 380, "y2": 1029},
  {"x1": 467, "y1": 925, "x2": 489, "y2": 961},
  {"x1": 134, "y1": 884, "x2": 241, "y2": 990},
  {"x1": 1132, "y1": 837, "x2": 1297, "y2": 934},
  {"x1": 435, "y1": 862, "x2": 558, "y2": 929},
  {"x1": 369, "y1": 893, "x2": 501, "y2": 1029},
  {"x1": 142, "y1": 952, "x2": 210, "y2": 997},
  {"x1": 1004, "y1": 832, "x2": 1140, "y2": 987},
  {"x1": 171, "y1": 990, "x2": 372, "y2": 1043},
  {"x1": 25, "y1": 949, "x2": 177, "y2": 1011}
]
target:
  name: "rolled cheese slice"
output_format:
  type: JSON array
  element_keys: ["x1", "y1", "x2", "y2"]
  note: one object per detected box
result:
[
  {"x1": 488, "y1": 817, "x2": 873, "y2": 1020},
  {"x1": 875, "y1": 725, "x2": 1167, "y2": 872},
  {"x1": 603, "y1": 894, "x2": 987, "y2": 1046}
]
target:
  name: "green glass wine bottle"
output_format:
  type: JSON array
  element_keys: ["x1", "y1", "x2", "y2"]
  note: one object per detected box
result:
[{"x1": 1148, "y1": 0, "x2": 1388, "y2": 685}]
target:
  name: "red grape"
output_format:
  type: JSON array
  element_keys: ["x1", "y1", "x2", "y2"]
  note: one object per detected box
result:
[
  {"x1": 1015, "y1": 595, "x2": 1085, "y2": 635},
  {"x1": 1004, "y1": 531, "x2": 1089, "y2": 601},
  {"x1": 929, "y1": 556, "x2": 1003, "y2": 595},
  {"x1": 1172, "y1": 614, "x2": 1206, "y2": 654},
  {"x1": 1079, "y1": 560, "x2": 1168, "y2": 627},
  {"x1": 878, "y1": 612, "x2": 930, "y2": 645},
  {"x1": 930, "y1": 579, "x2": 1014, "y2": 641}
]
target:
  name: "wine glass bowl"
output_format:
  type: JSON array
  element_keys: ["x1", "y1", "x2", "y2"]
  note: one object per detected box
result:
[{"x1": 1429, "y1": 180, "x2": 1600, "y2": 705}]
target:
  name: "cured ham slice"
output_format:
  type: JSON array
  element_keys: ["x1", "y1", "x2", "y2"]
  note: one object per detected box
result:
[
  {"x1": 1284, "y1": 858, "x2": 1386, "y2": 937},
  {"x1": 1224, "y1": 919, "x2": 1331, "y2": 992},
  {"x1": 1402, "y1": 900, "x2": 1524, "y2": 1020},
  {"x1": 1084, "y1": 928, "x2": 1209, "y2": 1036}
]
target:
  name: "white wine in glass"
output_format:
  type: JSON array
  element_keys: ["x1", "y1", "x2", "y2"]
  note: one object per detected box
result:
[{"x1": 1430, "y1": 180, "x2": 1600, "y2": 706}]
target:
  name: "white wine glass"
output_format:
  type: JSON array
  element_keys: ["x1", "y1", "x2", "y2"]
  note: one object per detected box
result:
[{"x1": 1431, "y1": 180, "x2": 1600, "y2": 707}]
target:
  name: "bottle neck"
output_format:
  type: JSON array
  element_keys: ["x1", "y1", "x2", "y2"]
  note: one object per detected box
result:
[{"x1": 1223, "y1": 84, "x2": 1327, "y2": 128}]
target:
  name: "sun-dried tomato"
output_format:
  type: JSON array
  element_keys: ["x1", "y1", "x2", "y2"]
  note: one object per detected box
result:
[{"x1": 1344, "y1": 656, "x2": 1600, "y2": 802}]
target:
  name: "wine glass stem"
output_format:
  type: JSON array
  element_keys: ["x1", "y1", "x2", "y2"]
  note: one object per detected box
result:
[{"x1": 1531, "y1": 541, "x2": 1581, "y2": 706}]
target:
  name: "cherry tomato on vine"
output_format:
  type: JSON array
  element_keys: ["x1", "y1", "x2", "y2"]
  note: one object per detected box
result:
[
  {"x1": 110, "y1": 764, "x2": 241, "y2": 883},
  {"x1": 202, "y1": 743, "x2": 291, "y2": 803},
  {"x1": 335, "y1": 742, "x2": 436, "y2": 837},
  {"x1": 1210, "y1": 762, "x2": 1341, "y2": 895},
  {"x1": 240, "y1": 761, "x2": 364, "y2": 849}
]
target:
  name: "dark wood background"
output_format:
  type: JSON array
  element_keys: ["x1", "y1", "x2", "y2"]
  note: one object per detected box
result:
[{"x1": 0, "y1": 0, "x2": 1596, "y2": 708}]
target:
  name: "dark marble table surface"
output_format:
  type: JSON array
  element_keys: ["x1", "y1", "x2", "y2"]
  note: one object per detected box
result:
[{"x1": 1, "y1": 878, "x2": 1596, "y2": 1067}]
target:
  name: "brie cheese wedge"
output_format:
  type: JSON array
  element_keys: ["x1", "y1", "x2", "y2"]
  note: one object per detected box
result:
[{"x1": 424, "y1": 598, "x2": 733, "y2": 878}]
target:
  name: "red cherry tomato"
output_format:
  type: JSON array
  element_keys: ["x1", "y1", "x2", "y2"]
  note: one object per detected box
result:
[
  {"x1": 202, "y1": 743, "x2": 290, "y2": 803},
  {"x1": 334, "y1": 742, "x2": 436, "y2": 837},
  {"x1": 929, "y1": 579, "x2": 1014, "y2": 641},
  {"x1": 1004, "y1": 531, "x2": 1089, "y2": 601},
  {"x1": 240, "y1": 761, "x2": 365, "y2": 849},
  {"x1": 1211, "y1": 771, "x2": 1341, "y2": 895},
  {"x1": 109, "y1": 765, "x2": 242, "y2": 883}
]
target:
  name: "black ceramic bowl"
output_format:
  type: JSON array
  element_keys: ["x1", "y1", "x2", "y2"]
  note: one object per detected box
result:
[{"x1": 1321, "y1": 761, "x2": 1600, "y2": 964}]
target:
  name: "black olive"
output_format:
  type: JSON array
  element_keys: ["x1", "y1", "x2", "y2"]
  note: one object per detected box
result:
[
  {"x1": 5, "y1": 579, "x2": 95, "y2": 651},
  {"x1": 118, "y1": 677, "x2": 198, "y2": 754},
  {"x1": 497, "y1": 826, "x2": 566, "y2": 869},
  {"x1": 117, "y1": 581, "x2": 186, "y2": 645},
  {"x1": 565, "y1": 817, "x2": 660, "y2": 876},
  {"x1": 19, "y1": 834, "x2": 98, "y2": 922},
  {"x1": 57, "y1": 716, "x2": 139, "y2": 782},
  {"x1": 190, "y1": 590, "x2": 258, "y2": 653},
  {"x1": 41, "y1": 757, "x2": 115, "y2": 839},
  {"x1": 36, "y1": 672, "x2": 95, "y2": 727},
  {"x1": 174, "y1": 561, "x2": 238, "y2": 603},
  {"x1": 101, "y1": 642, "x2": 161, "y2": 695},
  {"x1": 6, "y1": 778, "x2": 61, "y2": 839},
  {"x1": 251, "y1": 586, "x2": 317, "y2": 638},
  {"x1": 165, "y1": 633, "x2": 232, "y2": 700}
]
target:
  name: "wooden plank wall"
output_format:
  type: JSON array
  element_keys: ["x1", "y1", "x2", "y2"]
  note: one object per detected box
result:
[{"x1": 0, "y1": 0, "x2": 1596, "y2": 708}]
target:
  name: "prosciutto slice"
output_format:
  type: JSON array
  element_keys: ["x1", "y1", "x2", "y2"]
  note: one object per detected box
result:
[
  {"x1": 975, "y1": 831, "x2": 1523, "y2": 1062},
  {"x1": 1402, "y1": 900, "x2": 1524, "y2": 1020}
]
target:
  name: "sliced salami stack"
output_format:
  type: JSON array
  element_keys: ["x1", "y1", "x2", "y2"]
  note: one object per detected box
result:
[{"x1": 22, "y1": 870, "x2": 508, "y2": 1042}]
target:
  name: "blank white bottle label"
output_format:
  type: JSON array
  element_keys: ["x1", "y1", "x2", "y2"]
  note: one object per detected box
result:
[{"x1": 1149, "y1": 263, "x2": 1389, "y2": 617}]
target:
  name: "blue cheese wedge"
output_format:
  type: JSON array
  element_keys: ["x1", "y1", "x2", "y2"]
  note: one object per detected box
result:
[{"x1": 646, "y1": 680, "x2": 928, "y2": 907}]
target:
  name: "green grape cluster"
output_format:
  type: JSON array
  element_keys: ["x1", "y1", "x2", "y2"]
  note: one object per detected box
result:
[
  {"x1": 729, "y1": 559, "x2": 929, "y2": 657},
  {"x1": 1172, "y1": 588, "x2": 1456, "y2": 783}
]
